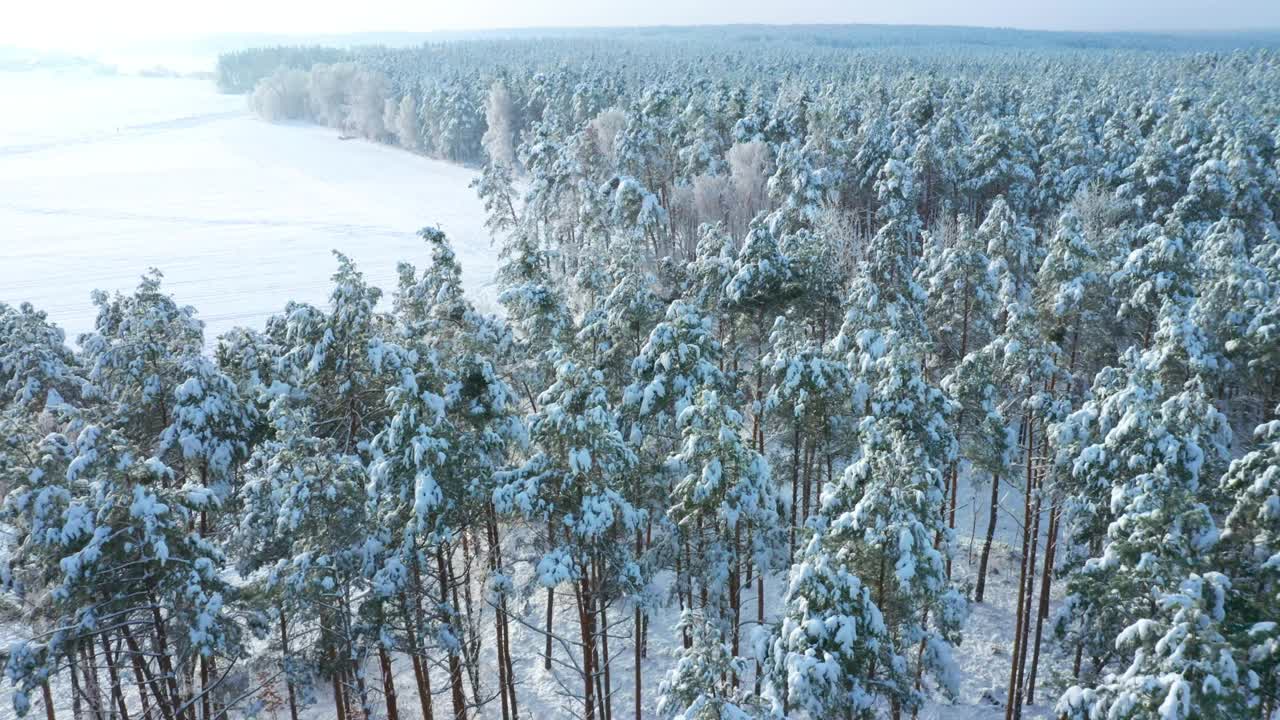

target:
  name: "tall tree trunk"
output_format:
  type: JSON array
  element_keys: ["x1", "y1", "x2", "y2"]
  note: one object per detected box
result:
[
  {"x1": 99, "y1": 632, "x2": 130, "y2": 720},
  {"x1": 789, "y1": 420, "x2": 800, "y2": 564},
  {"x1": 598, "y1": 595, "x2": 612, "y2": 720},
  {"x1": 1005, "y1": 421, "x2": 1036, "y2": 720},
  {"x1": 409, "y1": 559, "x2": 435, "y2": 720},
  {"x1": 331, "y1": 668, "x2": 348, "y2": 720},
  {"x1": 755, "y1": 565, "x2": 765, "y2": 695},
  {"x1": 488, "y1": 507, "x2": 518, "y2": 720},
  {"x1": 151, "y1": 604, "x2": 185, "y2": 720},
  {"x1": 577, "y1": 570, "x2": 597, "y2": 720},
  {"x1": 730, "y1": 522, "x2": 742, "y2": 663},
  {"x1": 545, "y1": 517, "x2": 556, "y2": 671},
  {"x1": 277, "y1": 610, "x2": 300, "y2": 720},
  {"x1": 458, "y1": 532, "x2": 482, "y2": 705},
  {"x1": 634, "y1": 606, "x2": 643, "y2": 720},
  {"x1": 1027, "y1": 505, "x2": 1059, "y2": 705},
  {"x1": 121, "y1": 624, "x2": 171, "y2": 720},
  {"x1": 327, "y1": 621, "x2": 348, "y2": 720},
  {"x1": 975, "y1": 473, "x2": 1000, "y2": 602},
  {"x1": 354, "y1": 659, "x2": 373, "y2": 720},
  {"x1": 68, "y1": 639, "x2": 86, "y2": 720},
  {"x1": 200, "y1": 654, "x2": 210, "y2": 720},
  {"x1": 120, "y1": 628, "x2": 154, "y2": 720},
  {"x1": 41, "y1": 679, "x2": 56, "y2": 720},
  {"x1": 379, "y1": 647, "x2": 401, "y2": 720},
  {"x1": 80, "y1": 638, "x2": 103, "y2": 720},
  {"x1": 1013, "y1": 460, "x2": 1043, "y2": 720},
  {"x1": 436, "y1": 546, "x2": 468, "y2": 720},
  {"x1": 401, "y1": 597, "x2": 432, "y2": 720},
  {"x1": 680, "y1": 536, "x2": 693, "y2": 649}
]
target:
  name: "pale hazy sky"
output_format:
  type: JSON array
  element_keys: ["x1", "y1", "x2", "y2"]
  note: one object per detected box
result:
[{"x1": 5, "y1": 0, "x2": 1280, "y2": 49}]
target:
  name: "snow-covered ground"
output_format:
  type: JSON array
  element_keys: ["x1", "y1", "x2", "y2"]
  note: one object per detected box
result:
[{"x1": 0, "y1": 69, "x2": 497, "y2": 345}]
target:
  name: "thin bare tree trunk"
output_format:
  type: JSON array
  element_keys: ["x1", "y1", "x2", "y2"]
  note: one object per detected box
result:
[
  {"x1": 121, "y1": 624, "x2": 170, "y2": 720},
  {"x1": 328, "y1": 627, "x2": 348, "y2": 720},
  {"x1": 789, "y1": 420, "x2": 800, "y2": 564},
  {"x1": 599, "y1": 596, "x2": 612, "y2": 720},
  {"x1": 1005, "y1": 421, "x2": 1035, "y2": 720},
  {"x1": 151, "y1": 605, "x2": 185, "y2": 720},
  {"x1": 545, "y1": 518, "x2": 556, "y2": 671},
  {"x1": 436, "y1": 546, "x2": 468, "y2": 720},
  {"x1": 634, "y1": 606, "x2": 643, "y2": 720},
  {"x1": 124, "y1": 637, "x2": 153, "y2": 720},
  {"x1": 277, "y1": 610, "x2": 300, "y2": 720},
  {"x1": 80, "y1": 638, "x2": 103, "y2": 720},
  {"x1": 409, "y1": 559, "x2": 435, "y2": 720},
  {"x1": 1013, "y1": 464, "x2": 1043, "y2": 720},
  {"x1": 1027, "y1": 504, "x2": 1059, "y2": 705},
  {"x1": 485, "y1": 506, "x2": 517, "y2": 720},
  {"x1": 99, "y1": 632, "x2": 130, "y2": 720},
  {"x1": 402, "y1": 597, "x2": 432, "y2": 720},
  {"x1": 69, "y1": 640, "x2": 84, "y2": 720}
]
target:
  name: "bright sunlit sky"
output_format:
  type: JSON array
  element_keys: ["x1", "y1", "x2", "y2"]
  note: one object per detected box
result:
[{"x1": 4, "y1": 0, "x2": 1280, "y2": 50}]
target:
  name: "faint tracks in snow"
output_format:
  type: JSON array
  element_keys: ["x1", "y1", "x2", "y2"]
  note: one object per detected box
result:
[
  {"x1": 0, "y1": 110, "x2": 246, "y2": 157},
  {"x1": 0, "y1": 203, "x2": 407, "y2": 236}
]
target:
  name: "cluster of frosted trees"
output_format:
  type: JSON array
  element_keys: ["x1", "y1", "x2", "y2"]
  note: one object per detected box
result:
[{"x1": 4, "y1": 27, "x2": 1280, "y2": 720}]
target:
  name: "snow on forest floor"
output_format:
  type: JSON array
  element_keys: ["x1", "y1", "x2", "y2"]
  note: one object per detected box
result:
[{"x1": 0, "y1": 69, "x2": 498, "y2": 345}]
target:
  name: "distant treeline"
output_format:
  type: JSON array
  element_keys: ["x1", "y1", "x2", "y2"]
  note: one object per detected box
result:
[{"x1": 215, "y1": 45, "x2": 350, "y2": 93}]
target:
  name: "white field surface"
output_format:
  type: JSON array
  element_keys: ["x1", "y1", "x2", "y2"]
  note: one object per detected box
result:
[
  {"x1": 0, "y1": 69, "x2": 498, "y2": 345},
  {"x1": 0, "y1": 69, "x2": 1055, "y2": 720}
]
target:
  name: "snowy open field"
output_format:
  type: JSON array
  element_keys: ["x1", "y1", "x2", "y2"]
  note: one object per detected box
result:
[{"x1": 0, "y1": 70, "x2": 498, "y2": 344}]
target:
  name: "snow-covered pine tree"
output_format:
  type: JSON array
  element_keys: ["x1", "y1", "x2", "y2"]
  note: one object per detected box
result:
[
  {"x1": 920, "y1": 215, "x2": 998, "y2": 370},
  {"x1": 574, "y1": 242, "x2": 664, "y2": 398},
  {"x1": 0, "y1": 302, "x2": 89, "y2": 415},
  {"x1": 658, "y1": 610, "x2": 763, "y2": 720},
  {"x1": 940, "y1": 339, "x2": 1016, "y2": 599},
  {"x1": 376, "y1": 226, "x2": 527, "y2": 720},
  {"x1": 977, "y1": 196, "x2": 1038, "y2": 313},
  {"x1": 1055, "y1": 338, "x2": 1231, "y2": 690},
  {"x1": 1111, "y1": 218, "x2": 1199, "y2": 348},
  {"x1": 920, "y1": 214, "x2": 1001, "y2": 562},
  {"x1": 671, "y1": 382, "x2": 781, "y2": 663},
  {"x1": 794, "y1": 161, "x2": 965, "y2": 713},
  {"x1": 1057, "y1": 573, "x2": 1249, "y2": 720},
  {"x1": 764, "y1": 544, "x2": 915, "y2": 719},
  {"x1": 624, "y1": 299, "x2": 726, "y2": 660},
  {"x1": 763, "y1": 317, "x2": 852, "y2": 561},
  {"x1": 1036, "y1": 205, "x2": 1103, "y2": 393},
  {"x1": 1192, "y1": 218, "x2": 1264, "y2": 392},
  {"x1": 493, "y1": 358, "x2": 642, "y2": 720},
  {"x1": 234, "y1": 397, "x2": 374, "y2": 720},
  {"x1": 1218, "y1": 405, "x2": 1280, "y2": 713},
  {"x1": 78, "y1": 269, "x2": 204, "y2": 445},
  {"x1": 156, "y1": 354, "x2": 257, "y2": 718},
  {"x1": 965, "y1": 118, "x2": 1036, "y2": 217},
  {"x1": 771, "y1": 246, "x2": 961, "y2": 712}
]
